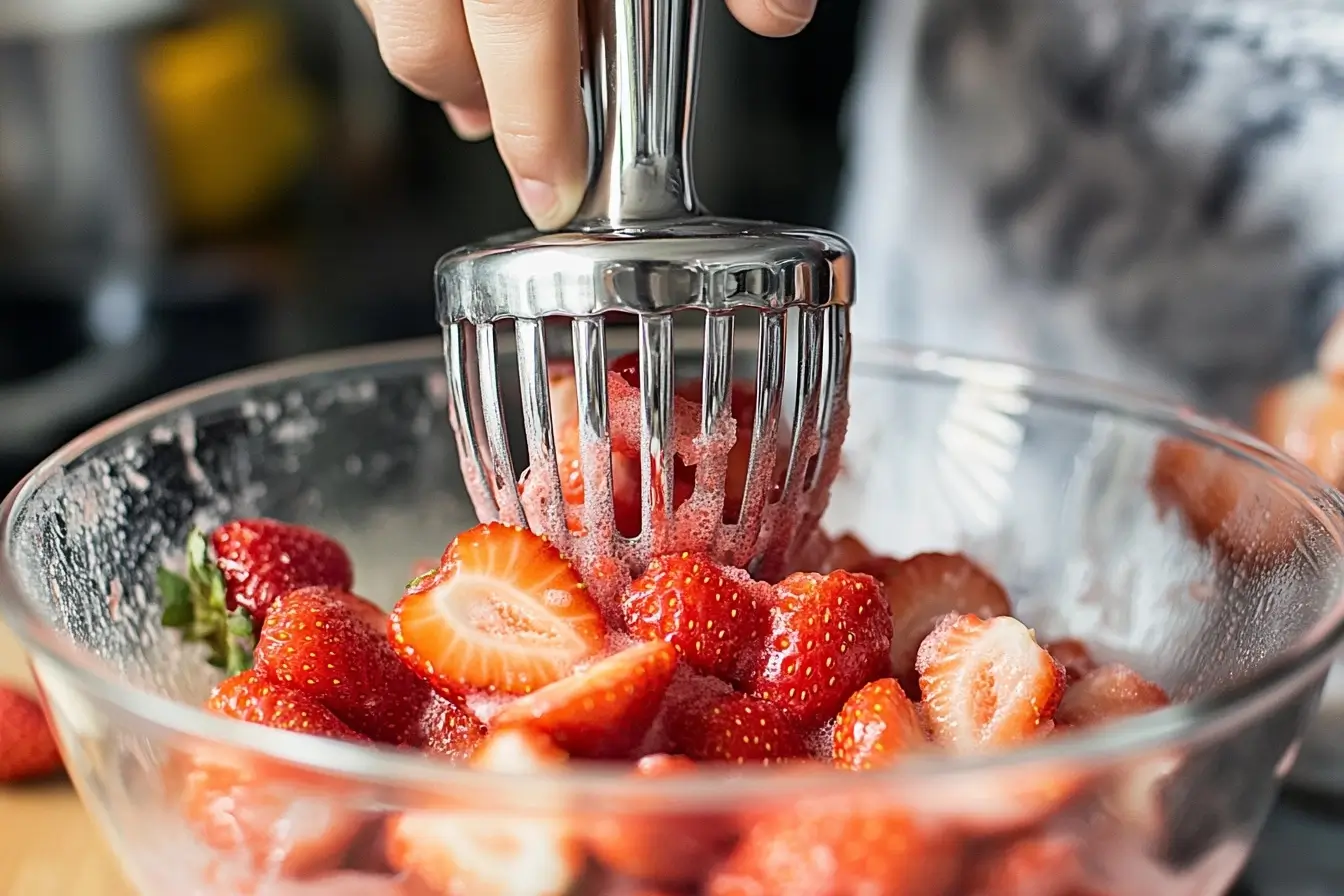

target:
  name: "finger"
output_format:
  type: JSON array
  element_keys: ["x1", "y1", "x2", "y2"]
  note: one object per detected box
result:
[
  {"x1": 463, "y1": 0, "x2": 587, "y2": 230},
  {"x1": 366, "y1": 0, "x2": 488, "y2": 111},
  {"x1": 443, "y1": 103, "x2": 493, "y2": 142},
  {"x1": 726, "y1": 0, "x2": 818, "y2": 37}
]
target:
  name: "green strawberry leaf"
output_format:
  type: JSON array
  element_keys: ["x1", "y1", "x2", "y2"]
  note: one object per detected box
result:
[{"x1": 158, "y1": 527, "x2": 257, "y2": 675}]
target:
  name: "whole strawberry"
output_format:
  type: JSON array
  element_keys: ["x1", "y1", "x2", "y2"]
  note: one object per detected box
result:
[
  {"x1": 207, "y1": 670, "x2": 369, "y2": 741},
  {"x1": 0, "y1": 685, "x2": 63, "y2": 783},
  {"x1": 212, "y1": 519, "x2": 353, "y2": 621}
]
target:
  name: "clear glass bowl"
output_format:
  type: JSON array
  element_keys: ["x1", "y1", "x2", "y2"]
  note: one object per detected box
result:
[{"x1": 3, "y1": 336, "x2": 1344, "y2": 896}]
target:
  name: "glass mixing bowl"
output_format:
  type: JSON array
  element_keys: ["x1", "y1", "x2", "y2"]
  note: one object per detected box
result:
[{"x1": 3, "y1": 336, "x2": 1344, "y2": 896}]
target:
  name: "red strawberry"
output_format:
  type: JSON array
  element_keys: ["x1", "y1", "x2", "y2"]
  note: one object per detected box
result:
[
  {"x1": 621, "y1": 552, "x2": 765, "y2": 679},
  {"x1": 665, "y1": 692, "x2": 808, "y2": 765},
  {"x1": 255, "y1": 586, "x2": 481, "y2": 748},
  {"x1": 708, "y1": 801, "x2": 960, "y2": 896},
  {"x1": 738, "y1": 570, "x2": 892, "y2": 728},
  {"x1": 1055, "y1": 663, "x2": 1170, "y2": 728},
  {"x1": 1043, "y1": 638, "x2": 1098, "y2": 683},
  {"x1": 965, "y1": 835, "x2": 1090, "y2": 896},
  {"x1": 831, "y1": 677, "x2": 928, "y2": 770},
  {"x1": 389, "y1": 523, "x2": 607, "y2": 696},
  {"x1": 212, "y1": 518, "x2": 354, "y2": 620},
  {"x1": 492, "y1": 639, "x2": 678, "y2": 759},
  {"x1": 874, "y1": 552, "x2": 1013, "y2": 696},
  {"x1": 585, "y1": 752, "x2": 740, "y2": 887},
  {"x1": 917, "y1": 614, "x2": 1065, "y2": 752},
  {"x1": 820, "y1": 533, "x2": 890, "y2": 576},
  {"x1": 385, "y1": 728, "x2": 584, "y2": 896},
  {"x1": 253, "y1": 872, "x2": 411, "y2": 895},
  {"x1": 0, "y1": 685, "x2": 62, "y2": 783},
  {"x1": 207, "y1": 670, "x2": 369, "y2": 741}
]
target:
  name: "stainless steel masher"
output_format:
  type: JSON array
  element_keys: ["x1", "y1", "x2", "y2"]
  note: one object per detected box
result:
[{"x1": 436, "y1": 0, "x2": 854, "y2": 579}]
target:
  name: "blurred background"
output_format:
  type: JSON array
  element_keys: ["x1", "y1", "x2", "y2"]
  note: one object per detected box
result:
[{"x1": 0, "y1": 0, "x2": 861, "y2": 494}]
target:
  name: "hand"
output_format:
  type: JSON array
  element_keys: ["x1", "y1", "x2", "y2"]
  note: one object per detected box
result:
[
  {"x1": 353, "y1": 0, "x2": 817, "y2": 230},
  {"x1": 1256, "y1": 316, "x2": 1344, "y2": 487}
]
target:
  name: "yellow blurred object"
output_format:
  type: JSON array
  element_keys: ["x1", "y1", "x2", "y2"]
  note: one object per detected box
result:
[{"x1": 140, "y1": 7, "x2": 318, "y2": 234}]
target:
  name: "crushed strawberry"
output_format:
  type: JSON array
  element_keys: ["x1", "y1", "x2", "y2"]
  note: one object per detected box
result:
[
  {"x1": 875, "y1": 552, "x2": 1013, "y2": 696},
  {"x1": 1043, "y1": 637, "x2": 1099, "y2": 683},
  {"x1": 832, "y1": 677, "x2": 928, "y2": 770},
  {"x1": 665, "y1": 691, "x2": 809, "y2": 765},
  {"x1": 389, "y1": 522, "x2": 607, "y2": 696},
  {"x1": 492, "y1": 639, "x2": 678, "y2": 759},
  {"x1": 708, "y1": 800, "x2": 959, "y2": 896},
  {"x1": 1056, "y1": 663, "x2": 1170, "y2": 728},
  {"x1": 211, "y1": 518, "x2": 354, "y2": 621},
  {"x1": 738, "y1": 570, "x2": 891, "y2": 728},
  {"x1": 621, "y1": 552, "x2": 765, "y2": 679},
  {"x1": 917, "y1": 614, "x2": 1065, "y2": 751}
]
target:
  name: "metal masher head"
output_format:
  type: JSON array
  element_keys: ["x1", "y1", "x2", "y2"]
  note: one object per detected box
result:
[{"x1": 436, "y1": 0, "x2": 854, "y2": 580}]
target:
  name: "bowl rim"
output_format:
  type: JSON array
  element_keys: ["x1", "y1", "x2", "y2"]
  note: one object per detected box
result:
[{"x1": 3, "y1": 336, "x2": 1344, "y2": 803}]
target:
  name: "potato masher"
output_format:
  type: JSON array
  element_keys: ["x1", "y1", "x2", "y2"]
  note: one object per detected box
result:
[{"x1": 436, "y1": 0, "x2": 854, "y2": 581}]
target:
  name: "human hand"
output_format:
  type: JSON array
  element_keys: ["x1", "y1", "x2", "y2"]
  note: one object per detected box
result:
[{"x1": 352, "y1": 0, "x2": 816, "y2": 230}]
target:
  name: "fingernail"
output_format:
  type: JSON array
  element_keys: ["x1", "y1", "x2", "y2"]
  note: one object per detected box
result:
[
  {"x1": 443, "y1": 104, "x2": 493, "y2": 142},
  {"x1": 766, "y1": 0, "x2": 818, "y2": 23},
  {"x1": 515, "y1": 177, "x2": 572, "y2": 231}
]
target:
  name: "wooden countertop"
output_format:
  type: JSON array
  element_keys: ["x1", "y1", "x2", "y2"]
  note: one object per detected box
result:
[{"x1": 0, "y1": 624, "x2": 134, "y2": 896}]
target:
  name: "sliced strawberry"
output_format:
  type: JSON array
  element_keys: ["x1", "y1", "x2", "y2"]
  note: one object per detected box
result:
[
  {"x1": 708, "y1": 800, "x2": 960, "y2": 896},
  {"x1": 1056, "y1": 663, "x2": 1170, "y2": 728},
  {"x1": 254, "y1": 586, "x2": 475, "y2": 747},
  {"x1": 965, "y1": 835, "x2": 1090, "y2": 896},
  {"x1": 585, "y1": 751, "x2": 739, "y2": 887},
  {"x1": 832, "y1": 677, "x2": 929, "y2": 770},
  {"x1": 819, "y1": 533, "x2": 890, "y2": 576},
  {"x1": 211, "y1": 518, "x2": 354, "y2": 622},
  {"x1": 411, "y1": 694, "x2": 490, "y2": 760},
  {"x1": 390, "y1": 523, "x2": 607, "y2": 696},
  {"x1": 1256, "y1": 373, "x2": 1344, "y2": 487},
  {"x1": 621, "y1": 552, "x2": 765, "y2": 679},
  {"x1": 665, "y1": 692, "x2": 809, "y2": 765},
  {"x1": 917, "y1": 614, "x2": 1065, "y2": 752},
  {"x1": 385, "y1": 728, "x2": 583, "y2": 896},
  {"x1": 738, "y1": 570, "x2": 892, "y2": 728},
  {"x1": 0, "y1": 685, "x2": 63, "y2": 783},
  {"x1": 208, "y1": 670, "x2": 370, "y2": 741},
  {"x1": 177, "y1": 746, "x2": 364, "y2": 883},
  {"x1": 1043, "y1": 638, "x2": 1098, "y2": 683},
  {"x1": 491, "y1": 639, "x2": 678, "y2": 759},
  {"x1": 874, "y1": 552, "x2": 1013, "y2": 696}
]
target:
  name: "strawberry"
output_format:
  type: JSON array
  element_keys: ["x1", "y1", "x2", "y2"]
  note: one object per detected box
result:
[
  {"x1": 0, "y1": 685, "x2": 63, "y2": 783},
  {"x1": 389, "y1": 522, "x2": 607, "y2": 696},
  {"x1": 965, "y1": 835, "x2": 1090, "y2": 896},
  {"x1": 208, "y1": 670, "x2": 369, "y2": 741},
  {"x1": 1055, "y1": 663, "x2": 1170, "y2": 728},
  {"x1": 385, "y1": 728, "x2": 584, "y2": 896},
  {"x1": 254, "y1": 872, "x2": 411, "y2": 895},
  {"x1": 212, "y1": 518, "x2": 354, "y2": 621},
  {"x1": 708, "y1": 800, "x2": 959, "y2": 896},
  {"x1": 738, "y1": 570, "x2": 892, "y2": 728},
  {"x1": 157, "y1": 528, "x2": 258, "y2": 675},
  {"x1": 831, "y1": 677, "x2": 928, "y2": 770},
  {"x1": 585, "y1": 752, "x2": 740, "y2": 887},
  {"x1": 917, "y1": 614, "x2": 1065, "y2": 752},
  {"x1": 819, "y1": 533, "x2": 890, "y2": 576},
  {"x1": 255, "y1": 586, "x2": 482, "y2": 748},
  {"x1": 1256, "y1": 373, "x2": 1344, "y2": 487},
  {"x1": 176, "y1": 745, "x2": 364, "y2": 883},
  {"x1": 874, "y1": 552, "x2": 1012, "y2": 696},
  {"x1": 665, "y1": 692, "x2": 808, "y2": 765},
  {"x1": 621, "y1": 552, "x2": 765, "y2": 679},
  {"x1": 492, "y1": 639, "x2": 678, "y2": 759},
  {"x1": 1043, "y1": 638, "x2": 1098, "y2": 683}
]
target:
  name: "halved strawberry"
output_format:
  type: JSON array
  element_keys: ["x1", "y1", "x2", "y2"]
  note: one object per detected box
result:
[
  {"x1": 917, "y1": 614, "x2": 1065, "y2": 752},
  {"x1": 389, "y1": 523, "x2": 607, "y2": 696},
  {"x1": 874, "y1": 552, "x2": 1013, "y2": 696},
  {"x1": 1055, "y1": 663, "x2": 1170, "y2": 728},
  {"x1": 621, "y1": 552, "x2": 765, "y2": 679},
  {"x1": 1043, "y1": 637, "x2": 1098, "y2": 683},
  {"x1": 965, "y1": 834, "x2": 1090, "y2": 896},
  {"x1": 738, "y1": 570, "x2": 892, "y2": 728},
  {"x1": 665, "y1": 692, "x2": 809, "y2": 765},
  {"x1": 491, "y1": 639, "x2": 678, "y2": 759},
  {"x1": 208, "y1": 670, "x2": 369, "y2": 741},
  {"x1": 708, "y1": 800, "x2": 960, "y2": 896},
  {"x1": 585, "y1": 752, "x2": 740, "y2": 887},
  {"x1": 832, "y1": 677, "x2": 929, "y2": 770},
  {"x1": 385, "y1": 728, "x2": 584, "y2": 896}
]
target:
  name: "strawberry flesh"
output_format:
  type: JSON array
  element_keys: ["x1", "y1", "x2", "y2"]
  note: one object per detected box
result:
[
  {"x1": 492, "y1": 639, "x2": 679, "y2": 759},
  {"x1": 832, "y1": 677, "x2": 929, "y2": 770},
  {"x1": 1056, "y1": 663, "x2": 1170, "y2": 728},
  {"x1": 665, "y1": 692, "x2": 808, "y2": 765},
  {"x1": 211, "y1": 518, "x2": 353, "y2": 621},
  {"x1": 621, "y1": 552, "x2": 765, "y2": 679},
  {"x1": 389, "y1": 522, "x2": 607, "y2": 696},
  {"x1": 738, "y1": 570, "x2": 892, "y2": 728},
  {"x1": 917, "y1": 613, "x2": 1065, "y2": 752}
]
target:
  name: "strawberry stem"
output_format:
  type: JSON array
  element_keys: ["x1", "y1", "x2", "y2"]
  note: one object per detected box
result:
[{"x1": 158, "y1": 528, "x2": 255, "y2": 675}]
